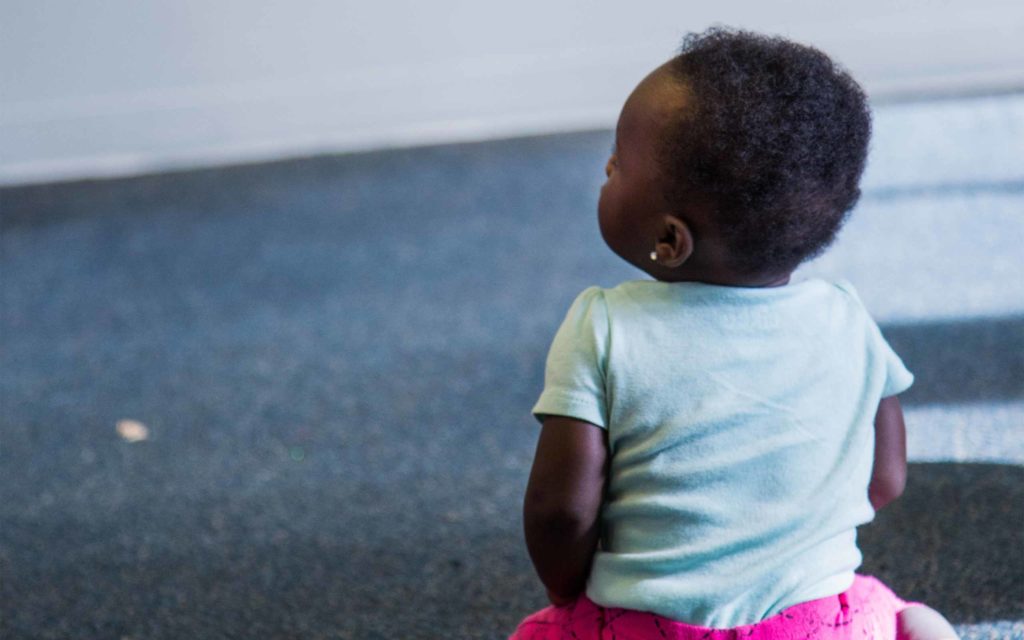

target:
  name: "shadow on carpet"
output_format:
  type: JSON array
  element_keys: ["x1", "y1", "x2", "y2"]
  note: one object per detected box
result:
[{"x1": 859, "y1": 461, "x2": 1024, "y2": 628}]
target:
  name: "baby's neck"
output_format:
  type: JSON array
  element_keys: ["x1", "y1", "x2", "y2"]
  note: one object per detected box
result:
[{"x1": 655, "y1": 269, "x2": 792, "y2": 289}]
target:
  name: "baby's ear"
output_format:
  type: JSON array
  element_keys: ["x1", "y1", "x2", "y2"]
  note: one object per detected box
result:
[{"x1": 652, "y1": 215, "x2": 693, "y2": 267}]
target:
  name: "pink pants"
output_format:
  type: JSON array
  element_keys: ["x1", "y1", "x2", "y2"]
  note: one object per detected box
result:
[{"x1": 511, "y1": 574, "x2": 916, "y2": 640}]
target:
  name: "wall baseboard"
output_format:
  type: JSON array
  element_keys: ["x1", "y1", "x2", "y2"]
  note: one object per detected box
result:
[{"x1": 0, "y1": 106, "x2": 621, "y2": 188}]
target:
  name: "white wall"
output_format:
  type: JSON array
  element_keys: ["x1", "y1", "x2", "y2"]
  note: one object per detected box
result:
[{"x1": 2, "y1": 0, "x2": 1022, "y2": 186}]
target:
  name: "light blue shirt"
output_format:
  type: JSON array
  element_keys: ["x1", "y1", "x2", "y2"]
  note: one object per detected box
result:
[{"x1": 532, "y1": 278, "x2": 913, "y2": 627}]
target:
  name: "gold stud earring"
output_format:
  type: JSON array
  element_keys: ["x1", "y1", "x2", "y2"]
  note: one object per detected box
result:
[{"x1": 650, "y1": 251, "x2": 658, "y2": 262}]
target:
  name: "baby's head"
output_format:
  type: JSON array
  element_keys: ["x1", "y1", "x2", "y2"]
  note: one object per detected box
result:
[{"x1": 599, "y1": 27, "x2": 871, "y2": 286}]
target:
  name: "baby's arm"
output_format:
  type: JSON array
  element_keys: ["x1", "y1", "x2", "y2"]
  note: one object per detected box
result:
[
  {"x1": 523, "y1": 416, "x2": 609, "y2": 606},
  {"x1": 869, "y1": 395, "x2": 908, "y2": 510}
]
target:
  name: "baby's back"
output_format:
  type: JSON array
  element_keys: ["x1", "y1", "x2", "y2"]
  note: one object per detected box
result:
[{"x1": 539, "y1": 278, "x2": 912, "y2": 627}]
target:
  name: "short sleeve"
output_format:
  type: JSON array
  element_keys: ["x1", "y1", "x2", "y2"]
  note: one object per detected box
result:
[
  {"x1": 531, "y1": 287, "x2": 610, "y2": 428},
  {"x1": 833, "y1": 279, "x2": 914, "y2": 398},
  {"x1": 876, "y1": 328, "x2": 914, "y2": 397}
]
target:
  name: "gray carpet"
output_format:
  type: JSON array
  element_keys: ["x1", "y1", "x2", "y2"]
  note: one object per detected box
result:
[{"x1": 2, "y1": 95, "x2": 1022, "y2": 639}]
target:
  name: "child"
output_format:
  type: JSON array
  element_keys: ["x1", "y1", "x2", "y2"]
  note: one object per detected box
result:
[{"x1": 511, "y1": 28, "x2": 959, "y2": 640}]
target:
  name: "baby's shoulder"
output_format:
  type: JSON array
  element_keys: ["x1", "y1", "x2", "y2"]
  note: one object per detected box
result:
[
  {"x1": 829, "y1": 278, "x2": 862, "y2": 301},
  {"x1": 821, "y1": 279, "x2": 879, "y2": 321},
  {"x1": 566, "y1": 285, "x2": 609, "y2": 313}
]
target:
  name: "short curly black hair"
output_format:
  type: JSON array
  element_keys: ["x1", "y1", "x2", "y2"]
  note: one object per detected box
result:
[{"x1": 659, "y1": 27, "x2": 871, "y2": 276}]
